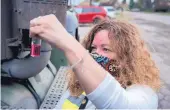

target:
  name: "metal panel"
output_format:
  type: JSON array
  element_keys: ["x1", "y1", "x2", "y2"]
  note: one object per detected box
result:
[
  {"x1": 1, "y1": 0, "x2": 13, "y2": 60},
  {"x1": 1, "y1": 0, "x2": 67, "y2": 60},
  {"x1": 12, "y1": 0, "x2": 67, "y2": 29},
  {"x1": 40, "y1": 66, "x2": 68, "y2": 109}
]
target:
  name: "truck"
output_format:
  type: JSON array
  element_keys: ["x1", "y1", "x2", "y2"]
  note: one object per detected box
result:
[
  {"x1": 1, "y1": 0, "x2": 74, "y2": 109},
  {"x1": 152, "y1": 0, "x2": 170, "y2": 12}
]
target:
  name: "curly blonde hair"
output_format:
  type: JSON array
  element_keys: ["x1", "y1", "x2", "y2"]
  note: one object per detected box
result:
[{"x1": 67, "y1": 20, "x2": 161, "y2": 97}]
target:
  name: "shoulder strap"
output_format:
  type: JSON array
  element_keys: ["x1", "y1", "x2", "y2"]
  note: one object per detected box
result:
[{"x1": 79, "y1": 96, "x2": 89, "y2": 109}]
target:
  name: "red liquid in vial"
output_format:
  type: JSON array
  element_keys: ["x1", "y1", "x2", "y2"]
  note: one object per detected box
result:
[{"x1": 31, "y1": 44, "x2": 41, "y2": 57}]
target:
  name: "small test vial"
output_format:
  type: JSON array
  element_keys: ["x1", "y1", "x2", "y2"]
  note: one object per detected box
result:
[{"x1": 31, "y1": 37, "x2": 41, "y2": 57}]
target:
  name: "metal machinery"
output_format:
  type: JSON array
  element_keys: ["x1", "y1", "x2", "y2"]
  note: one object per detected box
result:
[{"x1": 1, "y1": 0, "x2": 69, "y2": 109}]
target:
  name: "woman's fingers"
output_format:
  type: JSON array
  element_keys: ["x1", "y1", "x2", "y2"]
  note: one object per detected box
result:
[
  {"x1": 30, "y1": 16, "x2": 44, "y2": 27},
  {"x1": 29, "y1": 14, "x2": 71, "y2": 48},
  {"x1": 30, "y1": 16, "x2": 47, "y2": 37},
  {"x1": 30, "y1": 25, "x2": 44, "y2": 37}
]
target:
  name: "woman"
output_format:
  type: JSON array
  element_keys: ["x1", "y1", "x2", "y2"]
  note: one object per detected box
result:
[{"x1": 30, "y1": 14, "x2": 160, "y2": 109}]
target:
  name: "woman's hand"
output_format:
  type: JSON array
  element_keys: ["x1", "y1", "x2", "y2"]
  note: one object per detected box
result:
[{"x1": 30, "y1": 14, "x2": 71, "y2": 50}]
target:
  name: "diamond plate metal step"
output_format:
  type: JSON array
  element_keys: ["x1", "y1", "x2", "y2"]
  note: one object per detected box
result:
[
  {"x1": 1, "y1": 101, "x2": 10, "y2": 110},
  {"x1": 40, "y1": 66, "x2": 69, "y2": 109}
]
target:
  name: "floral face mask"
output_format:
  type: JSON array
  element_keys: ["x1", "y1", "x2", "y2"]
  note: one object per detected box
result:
[{"x1": 90, "y1": 52, "x2": 120, "y2": 77}]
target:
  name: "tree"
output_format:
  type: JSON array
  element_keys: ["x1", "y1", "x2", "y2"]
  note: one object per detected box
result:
[
  {"x1": 94, "y1": 0, "x2": 101, "y2": 2},
  {"x1": 99, "y1": 0, "x2": 118, "y2": 7},
  {"x1": 122, "y1": 0, "x2": 126, "y2": 4},
  {"x1": 137, "y1": 0, "x2": 143, "y2": 9},
  {"x1": 145, "y1": 0, "x2": 152, "y2": 9},
  {"x1": 138, "y1": 0, "x2": 152, "y2": 10},
  {"x1": 129, "y1": 0, "x2": 134, "y2": 9},
  {"x1": 110, "y1": 0, "x2": 118, "y2": 6}
]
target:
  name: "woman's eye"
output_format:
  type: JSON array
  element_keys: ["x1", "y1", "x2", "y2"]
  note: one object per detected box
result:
[
  {"x1": 91, "y1": 47, "x2": 96, "y2": 51},
  {"x1": 103, "y1": 48, "x2": 111, "y2": 52}
]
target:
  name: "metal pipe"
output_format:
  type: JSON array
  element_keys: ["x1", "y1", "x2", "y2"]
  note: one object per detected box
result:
[{"x1": 2, "y1": 41, "x2": 52, "y2": 79}]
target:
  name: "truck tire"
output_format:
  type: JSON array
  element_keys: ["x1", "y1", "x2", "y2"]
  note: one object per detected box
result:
[
  {"x1": 75, "y1": 28, "x2": 80, "y2": 42},
  {"x1": 93, "y1": 18, "x2": 101, "y2": 24}
]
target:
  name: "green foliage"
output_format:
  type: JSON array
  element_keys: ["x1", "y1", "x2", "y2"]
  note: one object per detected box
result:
[
  {"x1": 129, "y1": 0, "x2": 134, "y2": 9},
  {"x1": 137, "y1": 0, "x2": 143, "y2": 9}
]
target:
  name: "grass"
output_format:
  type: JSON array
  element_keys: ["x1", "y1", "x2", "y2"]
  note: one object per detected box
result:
[
  {"x1": 158, "y1": 12, "x2": 170, "y2": 16},
  {"x1": 144, "y1": 11, "x2": 170, "y2": 16}
]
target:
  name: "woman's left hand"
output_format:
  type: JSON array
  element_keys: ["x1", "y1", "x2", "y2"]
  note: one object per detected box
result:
[{"x1": 30, "y1": 14, "x2": 71, "y2": 50}]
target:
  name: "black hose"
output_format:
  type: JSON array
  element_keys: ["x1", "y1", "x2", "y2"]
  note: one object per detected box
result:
[
  {"x1": 23, "y1": 79, "x2": 41, "y2": 108},
  {"x1": 1, "y1": 77, "x2": 42, "y2": 109}
]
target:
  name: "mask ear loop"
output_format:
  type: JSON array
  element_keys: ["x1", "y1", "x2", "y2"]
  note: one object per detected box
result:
[{"x1": 105, "y1": 59, "x2": 120, "y2": 77}]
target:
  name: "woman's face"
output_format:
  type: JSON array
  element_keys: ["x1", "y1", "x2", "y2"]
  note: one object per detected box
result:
[{"x1": 91, "y1": 30, "x2": 117, "y2": 60}]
